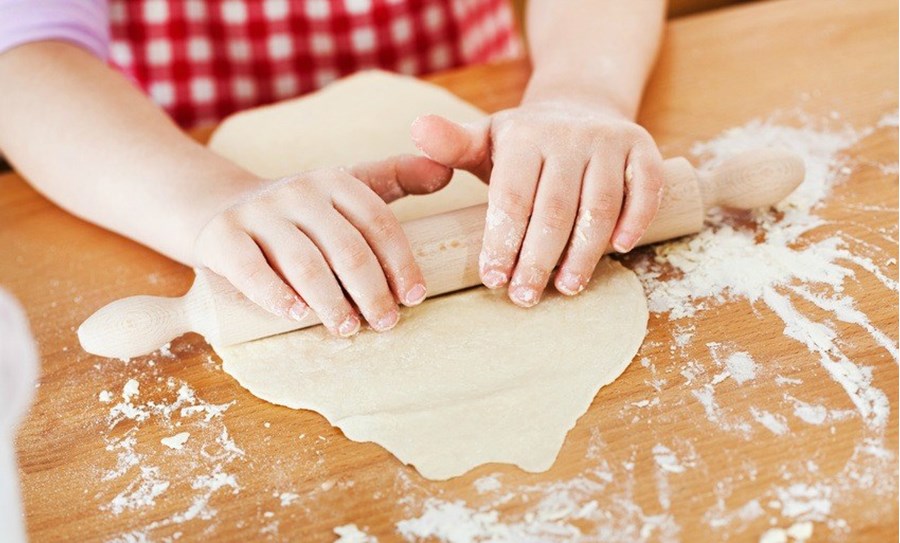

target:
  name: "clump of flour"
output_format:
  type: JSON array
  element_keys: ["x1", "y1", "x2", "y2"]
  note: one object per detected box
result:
[{"x1": 334, "y1": 524, "x2": 378, "y2": 543}]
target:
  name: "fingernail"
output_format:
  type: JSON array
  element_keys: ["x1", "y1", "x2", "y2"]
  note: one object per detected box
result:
[
  {"x1": 613, "y1": 234, "x2": 637, "y2": 253},
  {"x1": 556, "y1": 272, "x2": 584, "y2": 296},
  {"x1": 511, "y1": 286, "x2": 539, "y2": 308},
  {"x1": 405, "y1": 283, "x2": 427, "y2": 306},
  {"x1": 288, "y1": 301, "x2": 309, "y2": 321},
  {"x1": 338, "y1": 315, "x2": 360, "y2": 337},
  {"x1": 373, "y1": 309, "x2": 400, "y2": 332},
  {"x1": 483, "y1": 270, "x2": 508, "y2": 289}
]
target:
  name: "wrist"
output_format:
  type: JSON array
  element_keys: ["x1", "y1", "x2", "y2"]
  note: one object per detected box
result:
[
  {"x1": 181, "y1": 169, "x2": 267, "y2": 263},
  {"x1": 523, "y1": 70, "x2": 638, "y2": 120}
]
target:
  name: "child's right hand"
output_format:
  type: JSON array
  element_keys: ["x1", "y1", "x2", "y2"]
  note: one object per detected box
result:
[{"x1": 193, "y1": 155, "x2": 453, "y2": 337}]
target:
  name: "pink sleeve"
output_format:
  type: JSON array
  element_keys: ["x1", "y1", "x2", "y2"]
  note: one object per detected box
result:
[{"x1": 0, "y1": 0, "x2": 110, "y2": 59}]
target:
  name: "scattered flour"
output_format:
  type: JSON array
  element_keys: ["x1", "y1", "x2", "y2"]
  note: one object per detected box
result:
[
  {"x1": 877, "y1": 110, "x2": 898, "y2": 128},
  {"x1": 334, "y1": 524, "x2": 378, "y2": 543},
  {"x1": 93, "y1": 109, "x2": 896, "y2": 542},
  {"x1": 278, "y1": 492, "x2": 301, "y2": 506},
  {"x1": 474, "y1": 475, "x2": 503, "y2": 494},
  {"x1": 724, "y1": 352, "x2": 758, "y2": 385},
  {"x1": 692, "y1": 384, "x2": 752, "y2": 436},
  {"x1": 158, "y1": 342, "x2": 175, "y2": 358},
  {"x1": 786, "y1": 520, "x2": 815, "y2": 540},
  {"x1": 122, "y1": 379, "x2": 139, "y2": 402},
  {"x1": 387, "y1": 109, "x2": 897, "y2": 543},
  {"x1": 759, "y1": 527, "x2": 788, "y2": 543},
  {"x1": 652, "y1": 445, "x2": 686, "y2": 474},
  {"x1": 101, "y1": 375, "x2": 245, "y2": 542},
  {"x1": 775, "y1": 483, "x2": 832, "y2": 520},
  {"x1": 103, "y1": 466, "x2": 170, "y2": 515},
  {"x1": 704, "y1": 498, "x2": 765, "y2": 529},
  {"x1": 636, "y1": 111, "x2": 897, "y2": 436},
  {"x1": 784, "y1": 395, "x2": 833, "y2": 426},
  {"x1": 750, "y1": 408, "x2": 790, "y2": 435},
  {"x1": 160, "y1": 431, "x2": 190, "y2": 450}
]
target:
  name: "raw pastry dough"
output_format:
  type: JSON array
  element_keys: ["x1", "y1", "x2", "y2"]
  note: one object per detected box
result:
[
  {"x1": 209, "y1": 70, "x2": 488, "y2": 221},
  {"x1": 218, "y1": 259, "x2": 646, "y2": 480},
  {"x1": 209, "y1": 71, "x2": 649, "y2": 480}
]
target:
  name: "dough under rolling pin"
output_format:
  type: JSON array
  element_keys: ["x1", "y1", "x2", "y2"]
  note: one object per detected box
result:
[{"x1": 78, "y1": 148, "x2": 804, "y2": 359}]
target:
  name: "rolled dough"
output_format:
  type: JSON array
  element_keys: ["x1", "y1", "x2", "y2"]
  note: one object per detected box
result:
[{"x1": 209, "y1": 71, "x2": 649, "y2": 480}]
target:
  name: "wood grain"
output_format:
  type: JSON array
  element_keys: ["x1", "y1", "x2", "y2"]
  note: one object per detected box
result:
[{"x1": 1, "y1": 0, "x2": 896, "y2": 541}]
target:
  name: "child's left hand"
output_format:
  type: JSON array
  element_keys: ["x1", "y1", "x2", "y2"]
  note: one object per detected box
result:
[{"x1": 411, "y1": 99, "x2": 664, "y2": 308}]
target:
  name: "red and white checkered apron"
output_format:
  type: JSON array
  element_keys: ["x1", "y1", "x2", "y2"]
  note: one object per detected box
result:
[{"x1": 108, "y1": 0, "x2": 520, "y2": 128}]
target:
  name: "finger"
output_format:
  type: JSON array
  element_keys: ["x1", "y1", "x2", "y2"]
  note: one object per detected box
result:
[
  {"x1": 611, "y1": 139, "x2": 664, "y2": 252},
  {"x1": 508, "y1": 157, "x2": 583, "y2": 307},
  {"x1": 479, "y1": 146, "x2": 543, "y2": 290},
  {"x1": 555, "y1": 154, "x2": 624, "y2": 296},
  {"x1": 410, "y1": 114, "x2": 493, "y2": 181},
  {"x1": 252, "y1": 220, "x2": 361, "y2": 337},
  {"x1": 348, "y1": 154, "x2": 453, "y2": 204},
  {"x1": 332, "y1": 178, "x2": 427, "y2": 307},
  {"x1": 204, "y1": 229, "x2": 308, "y2": 321},
  {"x1": 299, "y1": 209, "x2": 400, "y2": 332}
]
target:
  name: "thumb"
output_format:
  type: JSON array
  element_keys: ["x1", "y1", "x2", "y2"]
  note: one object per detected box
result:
[
  {"x1": 411, "y1": 114, "x2": 492, "y2": 182},
  {"x1": 349, "y1": 154, "x2": 454, "y2": 204}
]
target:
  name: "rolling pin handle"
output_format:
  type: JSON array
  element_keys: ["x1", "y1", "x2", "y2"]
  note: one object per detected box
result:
[
  {"x1": 77, "y1": 294, "x2": 190, "y2": 360},
  {"x1": 698, "y1": 148, "x2": 805, "y2": 210}
]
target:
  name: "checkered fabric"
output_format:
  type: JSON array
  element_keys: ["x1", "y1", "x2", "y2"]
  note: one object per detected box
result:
[{"x1": 108, "y1": 0, "x2": 520, "y2": 128}]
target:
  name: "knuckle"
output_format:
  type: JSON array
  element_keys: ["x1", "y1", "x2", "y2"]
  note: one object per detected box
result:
[
  {"x1": 624, "y1": 124, "x2": 651, "y2": 143},
  {"x1": 368, "y1": 209, "x2": 402, "y2": 241},
  {"x1": 533, "y1": 209, "x2": 573, "y2": 232},
  {"x1": 591, "y1": 191, "x2": 623, "y2": 217},
  {"x1": 337, "y1": 240, "x2": 373, "y2": 272},
  {"x1": 211, "y1": 209, "x2": 245, "y2": 236},
  {"x1": 493, "y1": 189, "x2": 533, "y2": 218},
  {"x1": 286, "y1": 180, "x2": 326, "y2": 205},
  {"x1": 391, "y1": 258, "x2": 421, "y2": 285},
  {"x1": 231, "y1": 257, "x2": 268, "y2": 287},
  {"x1": 288, "y1": 251, "x2": 327, "y2": 283},
  {"x1": 538, "y1": 195, "x2": 575, "y2": 226},
  {"x1": 226, "y1": 261, "x2": 291, "y2": 315}
]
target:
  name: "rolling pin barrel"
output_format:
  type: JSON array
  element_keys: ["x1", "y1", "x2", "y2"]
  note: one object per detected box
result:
[{"x1": 78, "y1": 149, "x2": 805, "y2": 359}]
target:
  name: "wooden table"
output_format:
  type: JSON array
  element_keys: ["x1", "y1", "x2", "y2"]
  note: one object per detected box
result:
[{"x1": 3, "y1": 0, "x2": 897, "y2": 541}]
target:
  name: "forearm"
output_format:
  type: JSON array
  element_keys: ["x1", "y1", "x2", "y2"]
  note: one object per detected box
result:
[
  {"x1": 0, "y1": 41, "x2": 263, "y2": 264},
  {"x1": 523, "y1": 0, "x2": 666, "y2": 118}
]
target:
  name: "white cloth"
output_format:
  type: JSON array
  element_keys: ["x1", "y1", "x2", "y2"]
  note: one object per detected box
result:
[{"x1": 0, "y1": 288, "x2": 39, "y2": 543}]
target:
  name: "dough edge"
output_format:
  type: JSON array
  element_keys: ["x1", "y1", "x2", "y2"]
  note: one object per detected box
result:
[{"x1": 218, "y1": 258, "x2": 648, "y2": 480}]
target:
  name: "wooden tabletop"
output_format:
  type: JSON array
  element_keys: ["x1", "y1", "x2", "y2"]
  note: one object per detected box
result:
[{"x1": 3, "y1": 0, "x2": 897, "y2": 541}]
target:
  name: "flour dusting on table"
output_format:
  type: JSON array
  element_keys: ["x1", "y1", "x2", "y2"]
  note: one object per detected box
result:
[
  {"x1": 385, "y1": 109, "x2": 898, "y2": 542},
  {"x1": 99, "y1": 364, "x2": 245, "y2": 543},
  {"x1": 86, "y1": 109, "x2": 895, "y2": 542}
]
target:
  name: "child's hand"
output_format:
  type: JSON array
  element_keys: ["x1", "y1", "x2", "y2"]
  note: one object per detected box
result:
[
  {"x1": 193, "y1": 155, "x2": 452, "y2": 336},
  {"x1": 411, "y1": 100, "x2": 663, "y2": 307}
]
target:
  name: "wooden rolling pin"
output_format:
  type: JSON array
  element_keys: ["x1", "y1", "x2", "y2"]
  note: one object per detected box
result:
[{"x1": 79, "y1": 148, "x2": 804, "y2": 359}]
